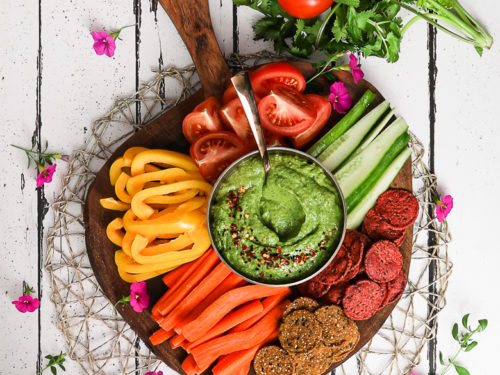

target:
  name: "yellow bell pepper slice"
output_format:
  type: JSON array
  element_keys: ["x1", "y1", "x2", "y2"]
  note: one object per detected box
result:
[
  {"x1": 109, "y1": 157, "x2": 125, "y2": 186},
  {"x1": 116, "y1": 262, "x2": 173, "y2": 283},
  {"x1": 100, "y1": 197, "x2": 130, "y2": 211},
  {"x1": 123, "y1": 146, "x2": 150, "y2": 166},
  {"x1": 122, "y1": 209, "x2": 205, "y2": 238},
  {"x1": 131, "y1": 180, "x2": 212, "y2": 220},
  {"x1": 126, "y1": 168, "x2": 195, "y2": 196},
  {"x1": 131, "y1": 149, "x2": 198, "y2": 176},
  {"x1": 115, "y1": 172, "x2": 132, "y2": 204},
  {"x1": 131, "y1": 234, "x2": 194, "y2": 264},
  {"x1": 106, "y1": 217, "x2": 125, "y2": 247}
]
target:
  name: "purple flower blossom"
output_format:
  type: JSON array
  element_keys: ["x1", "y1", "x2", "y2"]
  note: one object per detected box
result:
[
  {"x1": 129, "y1": 281, "x2": 149, "y2": 313},
  {"x1": 349, "y1": 53, "x2": 365, "y2": 84},
  {"x1": 436, "y1": 194, "x2": 453, "y2": 222},
  {"x1": 329, "y1": 82, "x2": 352, "y2": 114},
  {"x1": 91, "y1": 31, "x2": 116, "y2": 57},
  {"x1": 145, "y1": 372, "x2": 163, "y2": 375},
  {"x1": 36, "y1": 164, "x2": 56, "y2": 188},
  {"x1": 12, "y1": 295, "x2": 40, "y2": 313}
]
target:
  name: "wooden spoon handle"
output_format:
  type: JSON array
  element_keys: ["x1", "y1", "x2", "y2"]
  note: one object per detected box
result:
[{"x1": 158, "y1": 0, "x2": 231, "y2": 99}]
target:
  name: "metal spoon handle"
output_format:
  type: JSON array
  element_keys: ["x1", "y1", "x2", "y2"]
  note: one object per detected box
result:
[{"x1": 231, "y1": 72, "x2": 271, "y2": 174}]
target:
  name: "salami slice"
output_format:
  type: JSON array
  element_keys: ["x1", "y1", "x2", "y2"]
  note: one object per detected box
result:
[{"x1": 364, "y1": 241, "x2": 403, "y2": 283}]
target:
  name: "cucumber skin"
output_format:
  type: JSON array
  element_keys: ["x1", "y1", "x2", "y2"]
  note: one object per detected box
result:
[
  {"x1": 335, "y1": 118, "x2": 408, "y2": 198},
  {"x1": 346, "y1": 147, "x2": 412, "y2": 229},
  {"x1": 319, "y1": 100, "x2": 390, "y2": 171},
  {"x1": 307, "y1": 90, "x2": 376, "y2": 158},
  {"x1": 345, "y1": 132, "x2": 410, "y2": 212}
]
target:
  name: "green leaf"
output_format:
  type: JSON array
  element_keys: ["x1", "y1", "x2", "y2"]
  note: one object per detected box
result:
[
  {"x1": 478, "y1": 319, "x2": 488, "y2": 331},
  {"x1": 50, "y1": 366, "x2": 57, "y2": 375},
  {"x1": 454, "y1": 364, "x2": 470, "y2": 375},
  {"x1": 452, "y1": 323, "x2": 459, "y2": 341},
  {"x1": 475, "y1": 46, "x2": 484, "y2": 56},
  {"x1": 439, "y1": 351, "x2": 445, "y2": 365},
  {"x1": 462, "y1": 314, "x2": 470, "y2": 329},
  {"x1": 386, "y1": 32, "x2": 401, "y2": 62},
  {"x1": 465, "y1": 341, "x2": 478, "y2": 352}
]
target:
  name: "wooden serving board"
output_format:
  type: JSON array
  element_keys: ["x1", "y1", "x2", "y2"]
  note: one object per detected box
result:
[{"x1": 83, "y1": 0, "x2": 413, "y2": 373}]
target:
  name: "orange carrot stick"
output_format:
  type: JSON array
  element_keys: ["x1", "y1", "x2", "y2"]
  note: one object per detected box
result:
[
  {"x1": 182, "y1": 285, "x2": 290, "y2": 343},
  {"x1": 230, "y1": 290, "x2": 290, "y2": 333},
  {"x1": 156, "y1": 250, "x2": 220, "y2": 316},
  {"x1": 149, "y1": 328, "x2": 174, "y2": 346},
  {"x1": 175, "y1": 273, "x2": 245, "y2": 334},
  {"x1": 185, "y1": 300, "x2": 263, "y2": 352},
  {"x1": 181, "y1": 354, "x2": 198, "y2": 375},
  {"x1": 190, "y1": 301, "x2": 289, "y2": 370},
  {"x1": 169, "y1": 333, "x2": 186, "y2": 349},
  {"x1": 158, "y1": 262, "x2": 232, "y2": 331},
  {"x1": 212, "y1": 328, "x2": 279, "y2": 375},
  {"x1": 161, "y1": 260, "x2": 192, "y2": 287},
  {"x1": 152, "y1": 250, "x2": 213, "y2": 317}
]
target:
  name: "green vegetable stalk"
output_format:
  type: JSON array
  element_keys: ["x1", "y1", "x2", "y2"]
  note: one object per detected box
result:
[{"x1": 233, "y1": 0, "x2": 493, "y2": 63}]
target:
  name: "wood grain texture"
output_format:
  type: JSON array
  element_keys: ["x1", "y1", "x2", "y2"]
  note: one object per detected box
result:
[
  {"x1": 84, "y1": 64, "x2": 412, "y2": 374},
  {"x1": 157, "y1": 0, "x2": 231, "y2": 99}
]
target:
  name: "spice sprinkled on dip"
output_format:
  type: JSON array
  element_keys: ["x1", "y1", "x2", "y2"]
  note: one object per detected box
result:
[{"x1": 209, "y1": 152, "x2": 344, "y2": 284}]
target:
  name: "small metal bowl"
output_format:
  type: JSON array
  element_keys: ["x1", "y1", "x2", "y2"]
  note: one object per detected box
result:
[{"x1": 207, "y1": 147, "x2": 347, "y2": 287}]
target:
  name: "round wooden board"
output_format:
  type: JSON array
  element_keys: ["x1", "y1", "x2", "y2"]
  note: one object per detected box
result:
[{"x1": 84, "y1": 66, "x2": 412, "y2": 375}]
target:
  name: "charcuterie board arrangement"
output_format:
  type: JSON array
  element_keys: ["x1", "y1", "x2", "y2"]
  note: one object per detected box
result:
[{"x1": 84, "y1": 0, "x2": 419, "y2": 374}]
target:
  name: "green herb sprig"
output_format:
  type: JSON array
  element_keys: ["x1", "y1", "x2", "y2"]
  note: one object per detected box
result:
[
  {"x1": 439, "y1": 314, "x2": 488, "y2": 375},
  {"x1": 38, "y1": 352, "x2": 67, "y2": 375},
  {"x1": 233, "y1": 0, "x2": 492, "y2": 65}
]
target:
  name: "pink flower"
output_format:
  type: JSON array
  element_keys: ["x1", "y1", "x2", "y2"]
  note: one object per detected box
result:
[
  {"x1": 436, "y1": 194, "x2": 453, "y2": 222},
  {"x1": 36, "y1": 164, "x2": 56, "y2": 188},
  {"x1": 12, "y1": 295, "x2": 40, "y2": 313},
  {"x1": 91, "y1": 31, "x2": 116, "y2": 57},
  {"x1": 329, "y1": 82, "x2": 352, "y2": 114},
  {"x1": 129, "y1": 281, "x2": 149, "y2": 313},
  {"x1": 349, "y1": 53, "x2": 364, "y2": 84},
  {"x1": 145, "y1": 372, "x2": 163, "y2": 375}
]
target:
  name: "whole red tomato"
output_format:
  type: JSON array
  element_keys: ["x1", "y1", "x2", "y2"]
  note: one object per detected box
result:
[{"x1": 277, "y1": 0, "x2": 334, "y2": 19}]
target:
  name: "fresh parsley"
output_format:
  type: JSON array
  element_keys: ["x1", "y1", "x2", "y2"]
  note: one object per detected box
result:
[{"x1": 234, "y1": 0, "x2": 492, "y2": 64}]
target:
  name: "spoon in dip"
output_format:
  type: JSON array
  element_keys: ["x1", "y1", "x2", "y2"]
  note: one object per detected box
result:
[{"x1": 230, "y1": 72, "x2": 271, "y2": 175}]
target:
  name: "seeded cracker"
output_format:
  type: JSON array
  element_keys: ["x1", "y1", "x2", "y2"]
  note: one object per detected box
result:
[
  {"x1": 292, "y1": 345, "x2": 337, "y2": 375},
  {"x1": 254, "y1": 345, "x2": 295, "y2": 375},
  {"x1": 279, "y1": 310, "x2": 321, "y2": 353},
  {"x1": 283, "y1": 297, "x2": 320, "y2": 317},
  {"x1": 314, "y1": 305, "x2": 359, "y2": 348}
]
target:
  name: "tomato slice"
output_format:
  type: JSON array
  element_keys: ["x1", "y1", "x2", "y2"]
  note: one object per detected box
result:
[
  {"x1": 222, "y1": 71, "x2": 258, "y2": 104},
  {"x1": 182, "y1": 97, "x2": 224, "y2": 143},
  {"x1": 190, "y1": 131, "x2": 248, "y2": 181},
  {"x1": 252, "y1": 62, "x2": 306, "y2": 95},
  {"x1": 258, "y1": 84, "x2": 316, "y2": 137},
  {"x1": 290, "y1": 94, "x2": 332, "y2": 149},
  {"x1": 264, "y1": 129, "x2": 287, "y2": 147},
  {"x1": 219, "y1": 98, "x2": 255, "y2": 148}
]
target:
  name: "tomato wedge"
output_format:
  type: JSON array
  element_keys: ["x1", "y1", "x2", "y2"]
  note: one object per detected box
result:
[
  {"x1": 264, "y1": 129, "x2": 287, "y2": 147},
  {"x1": 289, "y1": 94, "x2": 332, "y2": 149},
  {"x1": 252, "y1": 62, "x2": 306, "y2": 95},
  {"x1": 219, "y1": 98, "x2": 254, "y2": 148},
  {"x1": 258, "y1": 84, "x2": 316, "y2": 137},
  {"x1": 222, "y1": 71, "x2": 258, "y2": 104},
  {"x1": 182, "y1": 97, "x2": 224, "y2": 143},
  {"x1": 190, "y1": 131, "x2": 248, "y2": 181}
]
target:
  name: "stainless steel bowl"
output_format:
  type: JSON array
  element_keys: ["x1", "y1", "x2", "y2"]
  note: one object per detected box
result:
[{"x1": 207, "y1": 147, "x2": 347, "y2": 287}]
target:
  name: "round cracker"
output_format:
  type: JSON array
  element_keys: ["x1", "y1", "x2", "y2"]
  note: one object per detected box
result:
[
  {"x1": 279, "y1": 310, "x2": 321, "y2": 353},
  {"x1": 283, "y1": 297, "x2": 320, "y2": 317},
  {"x1": 254, "y1": 345, "x2": 294, "y2": 375},
  {"x1": 364, "y1": 240, "x2": 403, "y2": 283},
  {"x1": 315, "y1": 305, "x2": 359, "y2": 348}
]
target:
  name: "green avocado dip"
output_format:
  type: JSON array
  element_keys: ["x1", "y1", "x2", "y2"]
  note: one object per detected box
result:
[{"x1": 209, "y1": 152, "x2": 344, "y2": 284}]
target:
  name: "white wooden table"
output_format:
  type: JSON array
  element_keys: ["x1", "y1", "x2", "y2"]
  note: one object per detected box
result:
[{"x1": 1, "y1": 1, "x2": 499, "y2": 374}]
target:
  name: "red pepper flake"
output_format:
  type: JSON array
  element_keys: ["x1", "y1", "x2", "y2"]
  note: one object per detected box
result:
[{"x1": 259, "y1": 271, "x2": 264, "y2": 278}]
